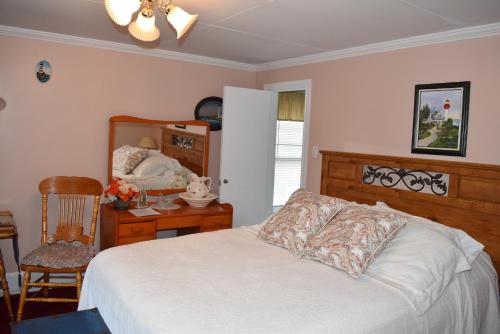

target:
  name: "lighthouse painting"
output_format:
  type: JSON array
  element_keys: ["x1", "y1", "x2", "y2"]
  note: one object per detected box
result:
[
  {"x1": 35, "y1": 60, "x2": 52, "y2": 83},
  {"x1": 411, "y1": 81, "x2": 470, "y2": 157}
]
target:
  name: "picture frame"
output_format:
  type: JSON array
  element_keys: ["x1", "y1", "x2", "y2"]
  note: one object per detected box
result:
[
  {"x1": 411, "y1": 81, "x2": 470, "y2": 157},
  {"x1": 35, "y1": 60, "x2": 52, "y2": 83}
]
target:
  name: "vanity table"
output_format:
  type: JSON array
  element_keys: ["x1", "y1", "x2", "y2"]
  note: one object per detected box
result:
[
  {"x1": 100, "y1": 201, "x2": 233, "y2": 250},
  {"x1": 103, "y1": 115, "x2": 233, "y2": 250}
]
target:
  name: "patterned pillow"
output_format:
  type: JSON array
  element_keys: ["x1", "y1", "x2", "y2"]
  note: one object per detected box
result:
[
  {"x1": 113, "y1": 145, "x2": 148, "y2": 174},
  {"x1": 303, "y1": 205, "x2": 408, "y2": 278},
  {"x1": 257, "y1": 189, "x2": 348, "y2": 256}
]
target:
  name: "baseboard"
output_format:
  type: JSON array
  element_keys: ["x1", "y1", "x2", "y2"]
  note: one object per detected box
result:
[{"x1": 1, "y1": 271, "x2": 74, "y2": 296}]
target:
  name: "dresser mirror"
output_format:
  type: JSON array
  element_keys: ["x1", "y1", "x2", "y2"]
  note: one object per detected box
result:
[{"x1": 108, "y1": 116, "x2": 210, "y2": 195}]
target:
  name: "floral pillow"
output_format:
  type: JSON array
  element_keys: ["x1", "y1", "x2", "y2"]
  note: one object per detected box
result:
[
  {"x1": 303, "y1": 205, "x2": 408, "y2": 278},
  {"x1": 113, "y1": 145, "x2": 148, "y2": 174},
  {"x1": 257, "y1": 189, "x2": 348, "y2": 256}
]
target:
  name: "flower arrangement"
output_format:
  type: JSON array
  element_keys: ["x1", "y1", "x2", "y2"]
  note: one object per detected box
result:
[{"x1": 104, "y1": 179, "x2": 139, "y2": 202}]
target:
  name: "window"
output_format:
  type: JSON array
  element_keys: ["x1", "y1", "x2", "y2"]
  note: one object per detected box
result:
[{"x1": 273, "y1": 120, "x2": 304, "y2": 206}]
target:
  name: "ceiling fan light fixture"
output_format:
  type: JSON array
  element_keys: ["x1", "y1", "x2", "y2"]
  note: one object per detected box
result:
[
  {"x1": 129, "y1": 12, "x2": 161, "y2": 42},
  {"x1": 104, "y1": 0, "x2": 141, "y2": 26},
  {"x1": 166, "y1": 5, "x2": 198, "y2": 39},
  {"x1": 104, "y1": 0, "x2": 197, "y2": 41}
]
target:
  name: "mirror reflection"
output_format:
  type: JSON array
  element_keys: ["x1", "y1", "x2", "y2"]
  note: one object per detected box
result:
[{"x1": 109, "y1": 117, "x2": 209, "y2": 194}]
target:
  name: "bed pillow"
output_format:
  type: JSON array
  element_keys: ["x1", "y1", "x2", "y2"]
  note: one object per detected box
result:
[
  {"x1": 365, "y1": 211, "x2": 472, "y2": 315},
  {"x1": 113, "y1": 145, "x2": 148, "y2": 174},
  {"x1": 303, "y1": 205, "x2": 407, "y2": 278},
  {"x1": 133, "y1": 154, "x2": 183, "y2": 177},
  {"x1": 375, "y1": 202, "x2": 484, "y2": 264},
  {"x1": 257, "y1": 189, "x2": 348, "y2": 256}
]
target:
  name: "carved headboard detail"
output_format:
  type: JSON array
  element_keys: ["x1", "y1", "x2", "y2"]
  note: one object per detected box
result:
[
  {"x1": 320, "y1": 151, "x2": 500, "y2": 275},
  {"x1": 162, "y1": 127, "x2": 206, "y2": 176}
]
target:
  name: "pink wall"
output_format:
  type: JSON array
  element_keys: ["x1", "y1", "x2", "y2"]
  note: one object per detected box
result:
[
  {"x1": 0, "y1": 36, "x2": 255, "y2": 272},
  {"x1": 257, "y1": 35, "x2": 500, "y2": 194},
  {"x1": 1, "y1": 33, "x2": 499, "y2": 273}
]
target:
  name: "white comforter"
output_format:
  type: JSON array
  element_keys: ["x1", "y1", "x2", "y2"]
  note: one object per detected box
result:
[{"x1": 79, "y1": 225, "x2": 500, "y2": 334}]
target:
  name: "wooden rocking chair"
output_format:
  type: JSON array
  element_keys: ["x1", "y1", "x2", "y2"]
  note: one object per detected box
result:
[{"x1": 16, "y1": 176, "x2": 103, "y2": 321}]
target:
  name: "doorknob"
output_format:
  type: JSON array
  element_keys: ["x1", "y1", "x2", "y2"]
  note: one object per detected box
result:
[{"x1": 223, "y1": 179, "x2": 229, "y2": 184}]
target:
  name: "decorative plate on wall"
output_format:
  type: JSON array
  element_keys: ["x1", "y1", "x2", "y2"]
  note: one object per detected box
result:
[
  {"x1": 194, "y1": 96, "x2": 223, "y2": 131},
  {"x1": 35, "y1": 60, "x2": 52, "y2": 83}
]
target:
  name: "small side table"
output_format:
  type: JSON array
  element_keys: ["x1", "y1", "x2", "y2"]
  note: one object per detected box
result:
[{"x1": 0, "y1": 211, "x2": 20, "y2": 321}]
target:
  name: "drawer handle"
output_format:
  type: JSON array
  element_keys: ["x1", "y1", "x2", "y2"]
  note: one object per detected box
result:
[{"x1": 131, "y1": 227, "x2": 144, "y2": 234}]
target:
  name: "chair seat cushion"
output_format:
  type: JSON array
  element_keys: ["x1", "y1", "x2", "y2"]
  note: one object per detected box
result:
[{"x1": 22, "y1": 243, "x2": 95, "y2": 269}]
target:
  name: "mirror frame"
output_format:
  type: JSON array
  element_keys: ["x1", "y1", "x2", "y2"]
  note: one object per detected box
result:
[{"x1": 108, "y1": 115, "x2": 210, "y2": 196}]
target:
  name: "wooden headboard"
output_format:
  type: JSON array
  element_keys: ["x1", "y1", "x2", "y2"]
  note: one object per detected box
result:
[
  {"x1": 162, "y1": 127, "x2": 206, "y2": 176},
  {"x1": 320, "y1": 151, "x2": 500, "y2": 275}
]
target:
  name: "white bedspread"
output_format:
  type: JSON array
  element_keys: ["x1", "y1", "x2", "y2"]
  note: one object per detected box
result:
[{"x1": 79, "y1": 225, "x2": 500, "y2": 334}]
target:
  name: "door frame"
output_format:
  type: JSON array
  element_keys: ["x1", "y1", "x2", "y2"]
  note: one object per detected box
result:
[{"x1": 263, "y1": 79, "x2": 312, "y2": 189}]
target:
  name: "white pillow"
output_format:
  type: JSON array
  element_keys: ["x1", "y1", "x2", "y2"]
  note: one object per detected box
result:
[
  {"x1": 365, "y1": 219, "x2": 471, "y2": 315},
  {"x1": 133, "y1": 154, "x2": 182, "y2": 177},
  {"x1": 147, "y1": 149, "x2": 162, "y2": 156},
  {"x1": 113, "y1": 145, "x2": 148, "y2": 174},
  {"x1": 360, "y1": 202, "x2": 474, "y2": 315},
  {"x1": 375, "y1": 202, "x2": 484, "y2": 264}
]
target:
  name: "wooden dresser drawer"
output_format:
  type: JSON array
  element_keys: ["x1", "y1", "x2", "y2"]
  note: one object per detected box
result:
[
  {"x1": 118, "y1": 235, "x2": 155, "y2": 246},
  {"x1": 118, "y1": 221, "x2": 155, "y2": 237},
  {"x1": 202, "y1": 215, "x2": 231, "y2": 228},
  {"x1": 157, "y1": 216, "x2": 202, "y2": 230},
  {"x1": 202, "y1": 225, "x2": 231, "y2": 233}
]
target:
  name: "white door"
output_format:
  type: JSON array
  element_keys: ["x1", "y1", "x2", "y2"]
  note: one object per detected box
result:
[{"x1": 219, "y1": 86, "x2": 278, "y2": 227}]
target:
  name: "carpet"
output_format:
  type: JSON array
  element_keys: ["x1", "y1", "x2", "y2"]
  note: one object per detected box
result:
[{"x1": 0, "y1": 288, "x2": 78, "y2": 334}]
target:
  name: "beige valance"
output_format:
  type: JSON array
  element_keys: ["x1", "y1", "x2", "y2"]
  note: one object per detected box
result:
[{"x1": 278, "y1": 91, "x2": 305, "y2": 121}]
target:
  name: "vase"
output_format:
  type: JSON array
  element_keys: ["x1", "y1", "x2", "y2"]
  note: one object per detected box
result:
[{"x1": 114, "y1": 199, "x2": 130, "y2": 210}]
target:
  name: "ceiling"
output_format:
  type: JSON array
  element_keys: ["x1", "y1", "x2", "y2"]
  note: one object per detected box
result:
[{"x1": 1, "y1": 0, "x2": 500, "y2": 65}]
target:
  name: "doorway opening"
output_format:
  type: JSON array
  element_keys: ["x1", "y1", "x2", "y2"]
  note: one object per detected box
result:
[{"x1": 264, "y1": 80, "x2": 311, "y2": 209}]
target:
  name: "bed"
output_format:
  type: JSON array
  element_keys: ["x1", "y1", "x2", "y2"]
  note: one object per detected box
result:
[{"x1": 79, "y1": 152, "x2": 500, "y2": 333}]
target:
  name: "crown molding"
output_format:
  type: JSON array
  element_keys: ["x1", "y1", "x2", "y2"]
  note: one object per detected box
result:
[
  {"x1": 0, "y1": 25, "x2": 258, "y2": 72},
  {"x1": 256, "y1": 22, "x2": 500, "y2": 71},
  {"x1": 1, "y1": 22, "x2": 499, "y2": 73}
]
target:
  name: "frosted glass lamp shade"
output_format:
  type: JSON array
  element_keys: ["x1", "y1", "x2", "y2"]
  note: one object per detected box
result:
[
  {"x1": 167, "y1": 6, "x2": 198, "y2": 39},
  {"x1": 129, "y1": 13, "x2": 161, "y2": 42},
  {"x1": 104, "y1": 0, "x2": 141, "y2": 26},
  {"x1": 138, "y1": 136, "x2": 157, "y2": 149}
]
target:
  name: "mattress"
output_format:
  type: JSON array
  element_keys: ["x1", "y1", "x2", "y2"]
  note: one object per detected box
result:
[{"x1": 79, "y1": 225, "x2": 500, "y2": 334}]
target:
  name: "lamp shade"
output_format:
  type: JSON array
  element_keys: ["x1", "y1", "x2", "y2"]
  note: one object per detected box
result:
[
  {"x1": 104, "y1": 0, "x2": 141, "y2": 26},
  {"x1": 166, "y1": 6, "x2": 198, "y2": 39},
  {"x1": 128, "y1": 13, "x2": 161, "y2": 42},
  {"x1": 138, "y1": 136, "x2": 157, "y2": 149}
]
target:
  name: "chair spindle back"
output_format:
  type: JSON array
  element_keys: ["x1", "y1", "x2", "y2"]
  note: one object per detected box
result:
[{"x1": 39, "y1": 177, "x2": 103, "y2": 246}]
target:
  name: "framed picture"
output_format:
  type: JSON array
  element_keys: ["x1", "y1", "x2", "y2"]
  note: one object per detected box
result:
[
  {"x1": 35, "y1": 60, "x2": 52, "y2": 83},
  {"x1": 411, "y1": 81, "x2": 470, "y2": 157}
]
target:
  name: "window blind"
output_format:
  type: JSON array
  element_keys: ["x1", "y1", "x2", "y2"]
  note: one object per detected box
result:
[{"x1": 273, "y1": 120, "x2": 304, "y2": 206}]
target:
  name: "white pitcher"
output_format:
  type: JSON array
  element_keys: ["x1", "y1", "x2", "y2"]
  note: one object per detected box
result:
[{"x1": 186, "y1": 174, "x2": 212, "y2": 198}]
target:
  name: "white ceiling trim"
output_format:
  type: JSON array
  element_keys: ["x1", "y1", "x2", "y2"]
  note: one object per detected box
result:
[
  {"x1": 256, "y1": 22, "x2": 500, "y2": 71},
  {"x1": 0, "y1": 25, "x2": 258, "y2": 71},
  {"x1": 1, "y1": 22, "x2": 499, "y2": 73}
]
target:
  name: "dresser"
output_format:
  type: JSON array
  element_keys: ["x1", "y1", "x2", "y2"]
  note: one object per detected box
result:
[{"x1": 100, "y1": 201, "x2": 233, "y2": 250}]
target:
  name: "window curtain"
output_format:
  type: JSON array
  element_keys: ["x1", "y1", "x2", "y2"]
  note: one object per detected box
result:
[{"x1": 278, "y1": 91, "x2": 305, "y2": 122}]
